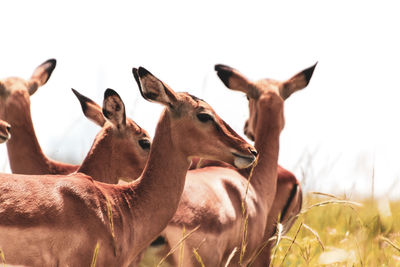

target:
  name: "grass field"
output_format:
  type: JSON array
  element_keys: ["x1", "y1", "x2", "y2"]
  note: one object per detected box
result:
[{"x1": 139, "y1": 193, "x2": 400, "y2": 267}]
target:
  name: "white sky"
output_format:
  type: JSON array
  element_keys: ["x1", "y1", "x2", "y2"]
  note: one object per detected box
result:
[{"x1": 1, "y1": 0, "x2": 399, "y2": 199}]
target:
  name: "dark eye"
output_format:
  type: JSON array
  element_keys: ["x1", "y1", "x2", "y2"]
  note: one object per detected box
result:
[
  {"x1": 197, "y1": 113, "x2": 213, "y2": 123},
  {"x1": 138, "y1": 139, "x2": 151, "y2": 150}
]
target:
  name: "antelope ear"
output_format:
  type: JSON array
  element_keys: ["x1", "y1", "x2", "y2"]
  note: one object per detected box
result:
[
  {"x1": 215, "y1": 64, "x2": 258, "y2": 98},
  {"x1": 280, "y1": 62, "x2": 317, "y2": 100},
  {"x1": 132, "y1": 67, "x2": 178, "y2": 107},
  {"x1": 28, "y1": 59, "x2": 57, "y2": 95},
  {"x1": 102, "y1": 89, "x2": 126, "y2": 128},
  {"x1": 72, "y1": 89, "x2": 106, "y2": 127}
]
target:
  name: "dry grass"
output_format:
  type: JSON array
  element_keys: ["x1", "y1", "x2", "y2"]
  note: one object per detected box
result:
[{"x1": 139, "y1": 194, "x2": 400, "y2": 266}]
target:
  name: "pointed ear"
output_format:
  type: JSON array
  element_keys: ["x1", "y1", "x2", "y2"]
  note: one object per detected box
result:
[
  {"x1": 28, "y1": 59, "x2": 57, "y2": 95},
  {"x1": 72, "y1": 89, "x2": 106, "y2": 127},
  {"x1": 215, "y1": 64, "x2": 258, "y2": 98},
  {"x1": 102, "y1": 89, "x2": 126, "y2": 128},
  {"x1": 280, "y1": 62, "x2": 317, "y2": 100},
  {"x1": 132, "y1": 67, "x2": 178, "y2": 107}
]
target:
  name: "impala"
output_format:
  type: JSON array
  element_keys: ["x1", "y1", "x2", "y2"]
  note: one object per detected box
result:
[
  {"x1": 216, "y1": 63, "x2": 316, "y2": 266},
  {"x1": 0, "y1": 120, "x2": 11, "y2": 143},
  {"x1": 161, "y1": 63, "x2": 316, "y2": 266},
  {"x1": 0, "y1": 59, "x2": 79, "y2": 174},
  {"x1": 0, "y1": 67, "x2": 256, "y2": 266}
]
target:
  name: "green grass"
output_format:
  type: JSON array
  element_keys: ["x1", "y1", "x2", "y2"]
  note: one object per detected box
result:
[{"x1": 139, "y1": 194, "x2": 400, "y2": 266}]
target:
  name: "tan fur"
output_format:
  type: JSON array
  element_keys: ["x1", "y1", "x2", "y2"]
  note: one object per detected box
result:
[{"x1": 0, "y1": 69, "x2": 255, "y2": 266}]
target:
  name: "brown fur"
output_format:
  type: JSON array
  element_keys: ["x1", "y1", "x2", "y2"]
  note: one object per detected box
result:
[{"x1": 0, "y1": 69, "x2": 255, "y2": 266}]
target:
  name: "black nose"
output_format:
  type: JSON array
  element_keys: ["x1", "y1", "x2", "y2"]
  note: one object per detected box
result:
[{"x1": 250, "y1": 149, "x2": 258, "y2": 157}]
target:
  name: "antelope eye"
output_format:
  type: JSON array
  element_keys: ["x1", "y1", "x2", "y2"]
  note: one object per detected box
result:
[
  {"x1": 197, "y1": 113, "x2": 213, "y2": 123},
  {"x1": 138, "y1": 139, "x2": 151, "y2": 150}
]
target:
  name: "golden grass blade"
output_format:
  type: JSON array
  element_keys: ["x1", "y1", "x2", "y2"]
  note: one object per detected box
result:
[
  {"x1": 157, "y1": 225, "x2": 200, "y2": 267},
  {"x1": 90, "y1": 242, "x2": 100, "y2": 267},
  {"x1": 300, "y1": 200, "x2": 362, "y2": 215},
  {"x1": 302, "y1": 223, "x2": 325, "y2": 251},
  {"x1": 380, "y1": 236, "x2": 400, "y2": 253},
  {"x1": 280, "y1": 222, "x2": 303, "y2": 266},
  {"x1": 225, "y1": 247, "x2": 238, "y2": 267},
  {"x1": 104, "y1": 194, "x2": 117, "y2": 256},
  {"x1": 0, "y1": 249, "x2": 5, "y2": 267},
  {"x1": 239, "y1": 157, "x2": 258, "y2": 264},
  {"x1": 310, "y1": 191, "x2": 341, "y2": 199},
  {"x1": 178, "y1": 226, "x2": 186, "y2": 267},
  {"x1": 193, "y1": 248, "x2": 205, "y2": 267}
]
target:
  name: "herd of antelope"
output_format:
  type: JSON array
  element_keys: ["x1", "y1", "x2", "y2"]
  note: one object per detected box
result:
[{"x1": 0, "y1": 59, "x2": 316, "y2": 267}]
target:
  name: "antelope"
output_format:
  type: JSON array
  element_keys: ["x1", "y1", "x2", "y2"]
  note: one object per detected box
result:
[
  {"x1": 0, "y1": 120, "x2": 11, "y2": 143},
  {"x1": 0, "y1": 59, "x2": 79, "y2": 174},
  {"x1": 0, "y1": 67, "x2": 256, "y2": 266},
  {"x1": 161, "y1": 63, "x2": 316, "y2": 266}
]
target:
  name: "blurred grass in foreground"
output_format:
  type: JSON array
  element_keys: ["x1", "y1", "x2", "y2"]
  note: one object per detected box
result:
[{"x1": 139, "y1": 194, "x2": 400, "y2": 267}]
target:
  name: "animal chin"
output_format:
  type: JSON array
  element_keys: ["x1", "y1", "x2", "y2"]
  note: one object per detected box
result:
[
  {"x1": 232, "y1": 153, "x2": 256, "y2": 169},
  {"x1": 0, "y1": 134, "x2": 9, "y2": 143}
]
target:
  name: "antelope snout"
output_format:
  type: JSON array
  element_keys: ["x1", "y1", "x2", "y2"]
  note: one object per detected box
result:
[
  {"x1": 0, "y1": 123, "x2": 11, "y2": 144},
  {"x1": 232, "y1": 147, "x2": 258, "y2": 169}
]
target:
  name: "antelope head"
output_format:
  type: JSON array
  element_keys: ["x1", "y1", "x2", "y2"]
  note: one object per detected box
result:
[
  {"x1": 0, "y1": 59, "x2": 56, "y2": 121},
  {"x1": 132, "y1": 67, "x2": 257, "y2": 169},
  {"x1": 72, "y1": 88, "x2": 151, "y2": 182},
  {"x1": 215, "y1": 63, "x2": 317, "y2": 141}
]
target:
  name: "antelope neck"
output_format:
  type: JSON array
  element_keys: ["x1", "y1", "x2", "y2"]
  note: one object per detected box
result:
[
  {"x1": 249, "y1": 98, "x2": 282, "y2": 207},
  {"x1": 5, "y1": 98, "x2": 77, "y2": 174},
  {"x1": 116, "y1": 110, "x2": 190, "y2": 254}
]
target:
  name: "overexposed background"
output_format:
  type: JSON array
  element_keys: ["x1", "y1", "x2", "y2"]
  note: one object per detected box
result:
[{"x1": 1, "y1": 0, "x2": 399, "y2": 198}]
